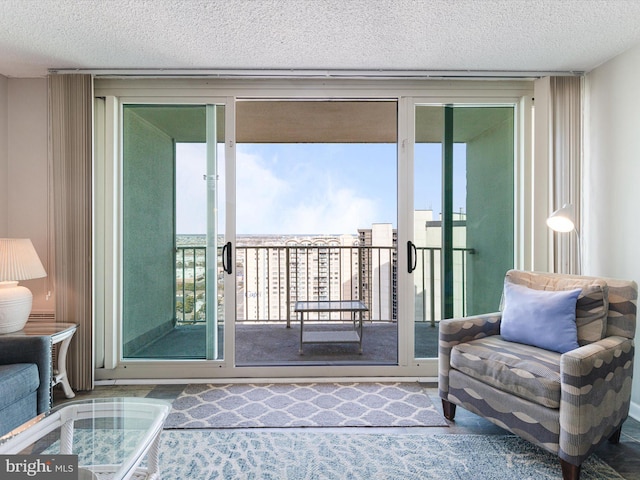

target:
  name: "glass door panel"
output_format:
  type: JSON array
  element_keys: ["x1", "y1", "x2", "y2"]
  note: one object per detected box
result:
[
  {"x1": 456, "y1": 107, "x2": 514, "y2": 316},
  {"x1": 234, "y1": 100, "x2": 398, "y2": 366},
  {"x1": 122, "y1": 105, "x2": 177, "y2": 359},
  {"x1": 122, "y1": 104, "x2": 225, "y2": 360},
  {"x1": 412, "y1": 105, "x2": 514, "y2": 359},
  {"x1": 412, "y1": 106, "x2": 443, "y2": 359}
]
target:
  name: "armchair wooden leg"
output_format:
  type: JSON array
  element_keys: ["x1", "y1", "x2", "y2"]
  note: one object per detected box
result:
[
  {"x1": 560, "y1": 459, "x2": 581, "y2": 480},
  {"x1": 441, "y1": 399, "x2": 456, "y2": 420},
  {"x1": 608, "y1": 425, "x2": 623, "y2": 444}
]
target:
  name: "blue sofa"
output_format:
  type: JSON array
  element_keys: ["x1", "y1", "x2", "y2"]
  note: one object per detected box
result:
[{"x1": 0, "y1": 336, "x2": 52, "y2": 436}]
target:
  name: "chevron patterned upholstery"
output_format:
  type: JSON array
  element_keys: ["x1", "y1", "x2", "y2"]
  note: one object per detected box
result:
[{"x1": 439, "y1": 270, "x2": 637, "y2": 480}]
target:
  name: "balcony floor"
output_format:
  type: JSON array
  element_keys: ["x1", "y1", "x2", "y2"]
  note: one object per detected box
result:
[{"x1": 131, "y1": 321, "x2": 439, "y2": 365}]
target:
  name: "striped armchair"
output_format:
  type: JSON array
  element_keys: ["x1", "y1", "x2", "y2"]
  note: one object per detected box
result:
[{"x1": 439, "y1": 270, "x2": 637, "y2": 480}]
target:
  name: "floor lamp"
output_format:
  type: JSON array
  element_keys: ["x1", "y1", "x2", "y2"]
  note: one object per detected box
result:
[{"x1": 546, "y1": 203, "x2": 582, "y2": 274}]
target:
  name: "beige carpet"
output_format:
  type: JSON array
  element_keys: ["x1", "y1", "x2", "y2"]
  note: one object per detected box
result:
[{"x1": 164, "y1": 382, "x2": 448, "y2": 428}]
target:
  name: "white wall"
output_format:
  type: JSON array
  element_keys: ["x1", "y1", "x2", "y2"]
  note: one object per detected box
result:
[
  {"x1": 5, "y1": 78, "x2": 51, "y2": 313},
  {"x1": 585, "y1": 42, "x2": 640, "y2": 419},
  {"x1": 0, "y1": 75, "x2": 7, "y2": 236}
]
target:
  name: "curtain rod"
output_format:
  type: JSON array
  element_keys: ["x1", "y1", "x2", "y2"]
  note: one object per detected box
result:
[{"x1": 48, "y1": 68, "x2": 584, "y2": 79}]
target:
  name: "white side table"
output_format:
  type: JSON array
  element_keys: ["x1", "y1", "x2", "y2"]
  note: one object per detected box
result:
[{"x1": 6, "y1": 322, "x2": 78, "y2": 398}]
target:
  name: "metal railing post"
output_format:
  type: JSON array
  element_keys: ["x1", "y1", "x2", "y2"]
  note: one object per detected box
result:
[
  {"x1": 429, "y1": 248, "x2": 436, "y2": 327},
  {"x1": 286, "y1": 246, "x2": 291, "y2": 327}
]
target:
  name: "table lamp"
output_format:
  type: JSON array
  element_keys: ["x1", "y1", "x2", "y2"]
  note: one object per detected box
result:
[{"x1": 0, "y1": 238, "x2": 47, "y2": 334}]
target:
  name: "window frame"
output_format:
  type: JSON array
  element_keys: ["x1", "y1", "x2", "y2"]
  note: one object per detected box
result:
[{"x1": 94, "y1": 78, "x2": 535, "y2": 381}]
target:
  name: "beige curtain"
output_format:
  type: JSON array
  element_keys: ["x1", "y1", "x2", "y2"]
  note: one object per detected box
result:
[
  {"x1": 49, "y1": 74, "x2": 93, "y2": 391},
  {"x1": 549, "y1": 76, "x2": 582, "y2": 274}
]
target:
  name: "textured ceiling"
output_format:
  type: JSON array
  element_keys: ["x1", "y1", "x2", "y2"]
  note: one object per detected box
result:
[{"x1": 2, "y1": 0, "x2": 640, "y2": 78}]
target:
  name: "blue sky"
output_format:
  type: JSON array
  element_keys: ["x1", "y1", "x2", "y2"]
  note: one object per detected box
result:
[
  {"x1": 235, "y1": 143, "x2": 397, "y2": 235},
  {"x1": 176, "y1": 142, "x2": 466, "y2": 235}
]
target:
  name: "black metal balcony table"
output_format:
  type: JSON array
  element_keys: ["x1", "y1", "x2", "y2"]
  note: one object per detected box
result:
[{"x1": 295, "y1": 300, "x2": 368, "y2": 355}]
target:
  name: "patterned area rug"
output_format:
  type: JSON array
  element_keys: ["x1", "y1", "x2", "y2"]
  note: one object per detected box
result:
[
  {"x1": 165, "y1": 382, "x2": 448, "y2": 428},
  {"x1": 44, "y1": 430, "x2": 622, "y2": 479},
  {"x1": 156, "y1": 431, "x2": 620, "y2": 479}
]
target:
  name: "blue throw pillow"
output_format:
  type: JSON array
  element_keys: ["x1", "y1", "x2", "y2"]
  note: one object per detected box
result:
[{"x1": 500, "y1": 282, "x2": 581, "y2": 353}]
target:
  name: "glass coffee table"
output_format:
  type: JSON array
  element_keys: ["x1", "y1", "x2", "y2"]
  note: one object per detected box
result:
[{"x1": 0, "y1": 397, "x2": 170, "y2": 480}]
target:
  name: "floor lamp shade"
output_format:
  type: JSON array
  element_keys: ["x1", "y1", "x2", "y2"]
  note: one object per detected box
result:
[
  {"x1": 546, "y1": 204, "x2": 582, "y2": 274},
  {"x1": 0, "y1": 239, "x2": 47, "y2": 334},
  {"x1": 546, "y1": 204, "x2": 576, "y2": 233}
]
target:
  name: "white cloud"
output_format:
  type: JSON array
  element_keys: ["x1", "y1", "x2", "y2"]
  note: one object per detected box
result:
[
  {"x1": 178, "y1": 144, "x2": 387, "y2": 236},
  {"x1": 284, "y1": 182, "x2": 377, "y2": 234},
  {"x1": 237, "y1": 153, "x2": 379, "y2": 235},
  {"x1": 236, "y1": 151, "x2": 291, "y2": 233},
  {"x1": 176, "y1": 143, "x2": 227, "y2": 235},
  {"x1": 175, "y1": 143, "x2": 207, "y2": 234}
]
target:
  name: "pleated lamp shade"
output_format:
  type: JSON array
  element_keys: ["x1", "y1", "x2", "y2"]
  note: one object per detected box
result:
[{"x1": 0, "y1": 239, "x2": 47, "y2": 333}]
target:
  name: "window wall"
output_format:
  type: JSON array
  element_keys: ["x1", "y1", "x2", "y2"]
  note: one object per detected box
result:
[{"x1": 93, "y1": 78, "x2": 534, "y2": 380}]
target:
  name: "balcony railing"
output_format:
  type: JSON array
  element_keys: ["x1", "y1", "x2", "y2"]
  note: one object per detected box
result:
[
  {"x1": 175, "y1": 245, "x2": 473, "y2": 326},
  {"x1": 175, "y1": 246, "x2": 207, "y2": 324}
]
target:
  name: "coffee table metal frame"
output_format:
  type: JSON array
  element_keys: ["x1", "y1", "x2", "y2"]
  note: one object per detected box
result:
[{"x1": 295, "y1": 300, "x2": 368, "y2": 355}]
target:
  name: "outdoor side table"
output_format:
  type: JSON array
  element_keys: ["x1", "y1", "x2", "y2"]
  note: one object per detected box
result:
[{"x1": 295, "y1": 300, "x2": 368, "y2": 355}]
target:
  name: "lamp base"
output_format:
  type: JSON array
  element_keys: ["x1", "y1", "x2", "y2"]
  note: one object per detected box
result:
[{"x1": 0, "y1": 281, "x2": 33, "y2": 334}]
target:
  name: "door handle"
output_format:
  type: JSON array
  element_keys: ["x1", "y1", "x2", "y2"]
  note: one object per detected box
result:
[
  {"x1": 407, "y1": 241, "x2": 417, "y2": 273},
  {"x1": 222, "y1": 241, "x2": 233, "y2": 274}
]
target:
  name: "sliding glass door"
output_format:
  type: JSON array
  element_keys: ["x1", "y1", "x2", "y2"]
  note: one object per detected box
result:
[
  {"x1": 121, "y1": 104, "x2": 226, "y2": 360},
  {"x1": 411, "y1": 104, "x2": 515, "y2": 360},
  {"x1": 94, "y1": 78, "x2": 532, "y2": 380},
  {"x1": 233, "y1": 100, "x2": 398, "y2": 366},
  {"x1": 118, "y1": 101, "x2": 514, "y2": 366}
]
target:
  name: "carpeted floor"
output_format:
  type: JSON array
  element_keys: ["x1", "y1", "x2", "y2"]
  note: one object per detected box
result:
[
  {"x1": 155, "y1": 431, "x2": 621, "y2": 480},
  {"x1": 165, "y1": 382, "x2": 448, "y2": 428}
]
